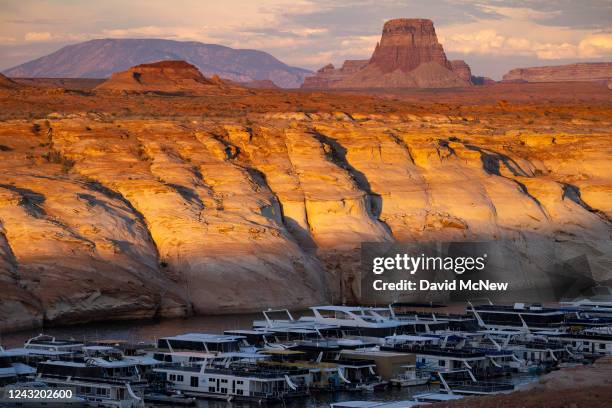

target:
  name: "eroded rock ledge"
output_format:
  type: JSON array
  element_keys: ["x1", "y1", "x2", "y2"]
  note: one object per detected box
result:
[{"x1": 0, "y1": 111, "x2": 610, "y2": 331}]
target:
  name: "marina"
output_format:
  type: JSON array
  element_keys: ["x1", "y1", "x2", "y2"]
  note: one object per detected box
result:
[{"x1": 0, "y1": 300, "x2": 611, "y2": 407}]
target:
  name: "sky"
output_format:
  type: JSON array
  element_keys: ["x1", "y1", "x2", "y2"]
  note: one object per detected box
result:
[{"x1": 1, "y1": 0, "x2": 611, "y2": 79}]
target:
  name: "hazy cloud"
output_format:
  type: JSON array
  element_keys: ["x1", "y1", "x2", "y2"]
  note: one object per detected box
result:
[{"x1": 0, "y1": 0, "x2": 610, "y2": 79}]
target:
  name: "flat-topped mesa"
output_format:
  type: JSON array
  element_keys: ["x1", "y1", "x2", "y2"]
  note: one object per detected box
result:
[
  {"x1": 301, "y1": 18, "x2": 469, "y2": 89},
  {"x1": 95, "y1": 60, "x2": 235, "y2": 93},
  {"x1": 502, "y1": 62, "x2": 612, "y2": 83},
  {"x1": 369, "y1": 18, "x2": 453, "y2": 73}
]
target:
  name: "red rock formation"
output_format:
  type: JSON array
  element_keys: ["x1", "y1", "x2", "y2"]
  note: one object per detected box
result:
[
  {"x1": 241, "y1": 79, "x2": 280, "y2": 89},
  {"x1": 503, "y1": 63, "x2": 612, "y2": 83},
  {"x1": 369, "y1": 19, "x2": 453, "y2": 72},
  {"x1": 450, "y1": 60, "x2": 472, "y2": 83},
  {"x1": 301, "y1": 19, "x2": 469, "y2": 89},
  {"x1": 95, "y1": 60, "x2": 242, "y2": 93},
  {"x1": 301, "y1": 60, "x2": 368, "y2": 89},
  {"x1": 0, "y1": 73, "x2": 21, "y2": 90}
]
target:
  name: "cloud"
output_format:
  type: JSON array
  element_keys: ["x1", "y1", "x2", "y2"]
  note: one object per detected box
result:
[
  {"x1": 24, "y1": 31, "x2": 53, "y2": 41},
  {"x1": 578, "y1": 34, "x2": 612, "y2": 58},
  {"x1": 1, "y1": 0, "x2": 610, "y2": 75},
  {"x1": 440, "y1": 28, "x2": 612, "y2": 60}
]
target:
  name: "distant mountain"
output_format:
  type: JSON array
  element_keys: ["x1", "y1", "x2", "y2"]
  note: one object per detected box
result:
[{"x1": 3, "y1": 38, "x2": 312, "y2": 88}]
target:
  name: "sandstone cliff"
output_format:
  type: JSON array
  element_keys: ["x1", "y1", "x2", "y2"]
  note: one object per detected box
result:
[
  {"x1": 503, "y1": 62, "x2": 612, "y2": 83},
  {"x1": 450, "y1": 60, "x2": 472, "y2": 83},
  {"x1": 0, "y1": 93, "x2": 610, "y2": 331},
  {"x1": 302, "y1": 19, "x2": 469, "y2": 89}
]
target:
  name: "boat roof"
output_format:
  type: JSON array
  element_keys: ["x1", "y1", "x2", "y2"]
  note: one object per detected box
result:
[
  {"x1": 83, "y1": 345, "x2": 117, "y2": 351},
  {"x1": 221, "y1": 352, "x2": 270, "y2": 359},
  {"x1": 471, "y1": 304, "x2": 564, "y2": 315},
  {"x1": 224, "y1": 329, "x2": 274, "y2": 336},
  {"x1": 341, "y1": 349, "x2": 415, "y2": 358},
  {"x1": 331, "y1": 400, "x2": 420, "y2": 408},
  {"x1": 2, "y1": 348, "x2": 73, "y2": 357},
  {"x1": 261, "y1": 349, "x2": 306, "y2": 355},
  {"x1": 413, "y1": 392, "x2": 464, "y2": 401},
  {"x1": 310, "y1": 305, "x2": 390, "y2": 312},
  {"x1": 386, "y1": 335, "x2": 437, "y2": 341},
  {"x1": 265, "y1": 328, "x2": 320, "y2": 334},
  {"x1": 154, "y1": 350, "x2": 217, "y2": 358},
  {"x1": 125, "y1": 356, "x2": 160, "y2": 366},
  {"x1": 159, "y1": 333, "x2": 246, "y2": 343}
]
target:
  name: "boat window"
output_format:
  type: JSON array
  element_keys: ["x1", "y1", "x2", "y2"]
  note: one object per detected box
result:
[
  {"x1": 209, "y1": 386, "x2": 216, "y2": 393},
  {"x1": 599, "y1": 344, "x2": 606, "y2": 349},
  {"x1": 191, "y1": 376, "x2": 199, "y2": 387},
  {"x1": 439, "y1": 360, "x2": 446, "y2": 366}
]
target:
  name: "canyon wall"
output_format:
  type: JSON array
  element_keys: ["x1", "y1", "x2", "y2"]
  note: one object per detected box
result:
[
  {"x1": 503, "y1": 63, "x2": 612, "y2": 83},
  {"x1": 0, "y1": 108, "x2": 610, "y2": 331}
]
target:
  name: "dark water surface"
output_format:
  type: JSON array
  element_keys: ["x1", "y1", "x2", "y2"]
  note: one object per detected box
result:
[{"x1": 1, "y1": 313, "x2": 263, "y2": 347}]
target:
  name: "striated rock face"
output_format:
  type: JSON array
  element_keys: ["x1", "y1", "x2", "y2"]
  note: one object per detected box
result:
[
  {"x1": 369, "y1": 19, "x2": 453, "y2": 73},
  {"x1": 302, "y1": 18, "x2": 469, "y2": 89},
  {"x1": 95, "y1": 60, "x2": 238, "y2": 93},
  {"x1": 0, "y1": 97, "x2": 611, "y2": 331},
  {"x1": 450, "y1": 60, "x2": 472, "y2": 83},
  {"x1": 503, "y1": 63, "x2": 612, "y2": 83}
]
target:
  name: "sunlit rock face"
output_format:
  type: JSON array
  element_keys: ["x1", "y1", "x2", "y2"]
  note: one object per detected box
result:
[{"x1": 0, "y1": 111, "x2": 610, "y2": 330}]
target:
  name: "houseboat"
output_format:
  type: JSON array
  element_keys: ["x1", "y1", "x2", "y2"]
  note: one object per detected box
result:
[
  {"x1": 155, "y1": 333, "x2": 249, "y2": 353},
  {"x1": 467, "y1": 302, "x2": 567, "y2": 331},
  {"x1": 388, "y1": 364, "x2": 430, "y2": 387},
  {"x1": 153, "y1": 362, "x2": 310, "y2": 402},
  {"x1": 298, "y1": 306, "x2": 418, "y2": 337},
  {"x1": 551, "y1": 330, "x2": 612, "y2": 357},
  {"x1": 24, "y1": 334, "x2": 85, "y2": 353},
  {"x1": 34, "y1": 360, "x2": 147, "y2": 407},
  {"x1": 0, "y1": 348, "x2": 36, "y2": 386}
]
